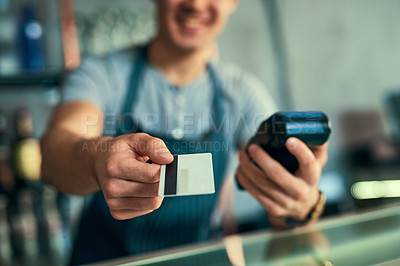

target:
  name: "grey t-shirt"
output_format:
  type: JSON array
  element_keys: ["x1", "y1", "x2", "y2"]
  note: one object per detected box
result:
[{"x1": 62, "y1": 47, "x2": 277, "y2": 149}]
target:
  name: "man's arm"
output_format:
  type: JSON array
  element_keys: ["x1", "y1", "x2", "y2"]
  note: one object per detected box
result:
[
  {"x1": 41, "y1": 101, "x2": 174, "y2": 220},
  {"x1": 41, "y1": 101, "x2": 106, "y2": 195}
]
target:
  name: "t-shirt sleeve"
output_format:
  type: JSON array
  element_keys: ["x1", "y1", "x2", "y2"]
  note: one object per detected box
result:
[
  {"x1": 234, "y1": 72, "x2": 279, "y2": 149},
  {"x1": 61, "y1": 56, "x2": 111, "y2": 111}
]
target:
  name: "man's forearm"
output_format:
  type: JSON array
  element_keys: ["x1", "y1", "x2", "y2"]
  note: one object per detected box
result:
[{"x1": 41, "y1": 128, "x2": 109, "y2": 195}]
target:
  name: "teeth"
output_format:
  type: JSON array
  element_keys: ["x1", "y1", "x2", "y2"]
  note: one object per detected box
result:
[{"x1": 184, "y1": 18, "x2": 200, "y2": 27}]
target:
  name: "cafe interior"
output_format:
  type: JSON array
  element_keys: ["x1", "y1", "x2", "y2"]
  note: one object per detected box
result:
[{"x1": 1, "y1": 0, "x2": 400, "y2": 265}]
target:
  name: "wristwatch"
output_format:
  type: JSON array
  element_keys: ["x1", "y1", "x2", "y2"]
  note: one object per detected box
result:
[{"x1": 284, "y1": 190, "x2": 326, "y2": 227}]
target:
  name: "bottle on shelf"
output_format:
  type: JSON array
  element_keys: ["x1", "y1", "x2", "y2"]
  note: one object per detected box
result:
[
  {"x1": 10, "y1": 108, "x2": 45, "y2": 265},
  {"x1": 18, "y1": 2, "x2": 46, "y2": 72},
  {"x1": 12, "y1": 108, "x2": 41, "y2": 183},
  {"x1": 0, "y1": 110, "x2": 14, "y2": 193},
  {"x1": 0, "y1": 111, "x2": 16, "y2": 265},
  {"x1": 0, "y1": 195, "x2": 12, "y2": 266}
]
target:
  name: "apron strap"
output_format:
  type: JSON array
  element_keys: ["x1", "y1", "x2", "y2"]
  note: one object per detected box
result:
[
  {"x1": 115, "y1": 46, "x2": 147, "y2": 136},
  {"x1": 207, "y1": 63, "x2": 225, "y2": 133},
  {"x1": 122, "y1": 46, "x2": 147, "y2": 115}
]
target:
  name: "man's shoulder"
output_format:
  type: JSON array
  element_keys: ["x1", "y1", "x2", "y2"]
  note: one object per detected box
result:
[
  {"x1": 69, "y1": 46, "x2": 139, "y2": 92},
  {"x1": 62, "y1": 46, "x2": 140, "y2": 110},
  {"x1": 76, "y1": 46, "x2": 138, "y2": 71},
  {"x1": 90, "y1": 46, "x2": 138, "y2": 66},
  {"x1": 213, "y1": 61, "x2": 245, "y2": 80}
]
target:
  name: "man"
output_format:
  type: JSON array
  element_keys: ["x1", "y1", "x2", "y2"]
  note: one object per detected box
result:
[{"x1": 41, "y1": 0, "x2": 328, "y2": 264}]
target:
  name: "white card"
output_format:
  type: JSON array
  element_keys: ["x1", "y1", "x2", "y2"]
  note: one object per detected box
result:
[{"x1": 158, "y1": 153, "x2": 215, "y2": 197}]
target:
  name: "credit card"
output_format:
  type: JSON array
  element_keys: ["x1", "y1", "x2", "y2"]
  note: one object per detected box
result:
[{"x1": 158, "y1": 153, "x2": 215, "y2": 197}]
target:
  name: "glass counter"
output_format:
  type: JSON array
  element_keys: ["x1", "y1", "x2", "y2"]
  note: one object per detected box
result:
[{"x1": 94, "y1": 204, "x2": 400, "y2": 266}]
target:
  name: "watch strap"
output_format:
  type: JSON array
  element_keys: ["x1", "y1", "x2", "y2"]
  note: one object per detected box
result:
[{"x1": 284, "y1": 190, "x2": 326, "y2": 227}]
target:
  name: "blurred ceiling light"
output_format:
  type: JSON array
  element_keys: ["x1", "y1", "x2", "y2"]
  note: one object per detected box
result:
[{"x1": 351, "y1": 180, "x2": 400, "y2": 200}]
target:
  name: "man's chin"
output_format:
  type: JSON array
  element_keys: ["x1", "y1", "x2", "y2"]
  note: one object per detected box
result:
[
  {"x1": 167, "y1": 35, "x2": 204, "y2": 52},
  {"x1": 171, "y1": 40, "x2": 207, "y2": 53}
]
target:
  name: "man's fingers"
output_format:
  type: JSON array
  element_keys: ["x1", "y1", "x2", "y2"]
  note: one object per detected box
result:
[
  {"x1": 238, "y1": 151, "x2": 292, "y2": 208},
  {"x1": 108, "y1": 195, "x2": 164, "y2": 220},
  {"x1": 109, "y1": 209, "x2": 155, "y2": 220},
  {"x1": 129, "y1": 133, "x2": 173, "y2": 164},
  {"x1": 108, "y1": 156, "x2": 161, "y2": 183},
  {"x1": 107, "y1": 196, "x2": 164, "y2": 211},
  {"x1": 285, "y1": 138, "x2": 319, "y2": 183},
  {"x1": 102, "y1": 178, "x2": 159, "y2": 198},
  {"x1": 236, "y1": 167, "x2": 286, "y2": 217},
  {"x1": 238, "y1": 151, "x2": 265, "y2": 180},
  {"x1": 286, "y1": 138, "x2": 315, "y2": 169},
  {"x1": 312, "y1": 141, "x2": 329, "y2": 166},
  {"x1": 104, "y1": 133, "x2": 173, "y2": 183},
  {"x1": 247, "y1": 144, "x2": 306, "y2": 200}
]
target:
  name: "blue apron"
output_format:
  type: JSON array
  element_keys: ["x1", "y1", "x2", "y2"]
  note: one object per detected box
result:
[{"x1": 69, "y1": 46, "x2": 232, "y2": 265}]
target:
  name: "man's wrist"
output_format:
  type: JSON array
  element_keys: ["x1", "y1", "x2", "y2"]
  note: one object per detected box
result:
[
  {"x1": 76, "y1": 136, "x2": 113, "y2": 192},
  {"x1": 284, "y1": 190, "x2": 326, "y2": 227},
  {"x1": 268, "y1": 190, "x2": 326, "y2": 229}
]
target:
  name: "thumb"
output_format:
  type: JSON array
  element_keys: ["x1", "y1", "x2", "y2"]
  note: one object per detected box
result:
[{"x1": 130, "y1": 133, "x2": 173, "y2": 165}]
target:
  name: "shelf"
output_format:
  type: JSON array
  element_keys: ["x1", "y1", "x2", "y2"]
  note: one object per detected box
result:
[
  {"x1": 0, "y1": 70, "x2": 66, "y2": 87},
  {"x1": 0, "y1": 0, "x2": 79, "y2": 87}
]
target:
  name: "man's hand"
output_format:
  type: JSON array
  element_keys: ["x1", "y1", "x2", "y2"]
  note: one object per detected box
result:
[
  {"x1": 236, "y1": 137, "x2": 328, "y2": 226},
  {"x1": 94, "y1": 133, "x2": 173, "y2": 220},
  {"x1": 41, "y1": 102, "x2": 174, "y2": 220}
]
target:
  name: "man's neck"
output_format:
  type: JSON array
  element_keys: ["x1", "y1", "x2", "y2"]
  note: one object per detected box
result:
[{"x1": 147, "y1": 37, "x2": 214, "y2": 87}]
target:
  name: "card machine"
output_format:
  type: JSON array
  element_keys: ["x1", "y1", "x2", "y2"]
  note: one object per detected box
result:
[{"x1": 247, "y1": 111, "x2": 331, "y2": 174}]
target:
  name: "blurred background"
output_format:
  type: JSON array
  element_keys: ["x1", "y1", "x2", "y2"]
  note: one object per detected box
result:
[{"x1": 1, "y1": 0, "x2": 400, "y2": 265}]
